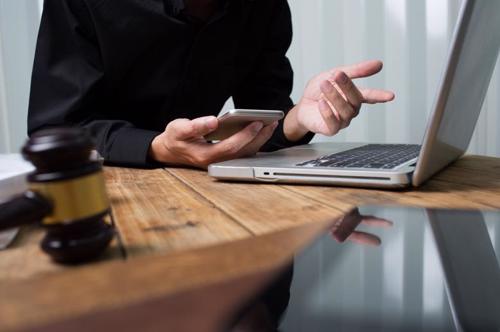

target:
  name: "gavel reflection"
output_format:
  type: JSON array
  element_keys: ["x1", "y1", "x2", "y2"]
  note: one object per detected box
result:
[{"x1": 0, "y1": 128, "x2": 115, "y2": 264}]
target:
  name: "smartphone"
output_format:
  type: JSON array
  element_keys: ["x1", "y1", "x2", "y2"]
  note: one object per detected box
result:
[{"x1": 204, "y1": 109, "x2": 284, "y2": 141}]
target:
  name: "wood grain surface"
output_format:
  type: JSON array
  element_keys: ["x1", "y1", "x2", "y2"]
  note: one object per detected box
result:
[
  {"x1": 105, "y1": 168, "x2": 249, "y2": 256},
  {"x1": 283, "y1": 156, "x2": 500, "y2": 210},
  {"x1": 0, "y1": 155, "x2": 499, "y2": 331},
  {"x1": 0, "y1": 220, "x2": 329, "y2": 331}
]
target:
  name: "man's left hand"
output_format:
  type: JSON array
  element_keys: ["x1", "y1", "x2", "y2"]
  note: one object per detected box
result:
[{"x1": 283, "y1": 60, "x2": 395, "y2": 141}]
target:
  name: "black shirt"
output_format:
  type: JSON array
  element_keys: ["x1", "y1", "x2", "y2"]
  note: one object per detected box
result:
[{"x1": 28, "y1": 0, "x2": 314, "y2": 167}]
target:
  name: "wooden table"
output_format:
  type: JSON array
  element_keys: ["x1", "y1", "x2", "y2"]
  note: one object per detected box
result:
[{"x1": 1, "y1": 155, "x2": 500, "y2": 331}]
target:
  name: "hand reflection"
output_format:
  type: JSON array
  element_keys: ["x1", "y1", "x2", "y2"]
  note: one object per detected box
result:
[{"x1": 331, "y1": 208, "x2": 393, "y2": 246}]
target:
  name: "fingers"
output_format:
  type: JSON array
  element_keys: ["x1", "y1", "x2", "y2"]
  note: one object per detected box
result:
[
  {"x1": 314, "y1": 64, "x2": 394, "y2": 137},
  {"x1": 209, "y1": 121, "x2": 264, "y2": 157},
  {"x1": 333, "y1": 71, "x2": 363, "y2": 110},
  {"x1": 160, "y1": 117, "x2": 278, "y2": 169},
  {"x1": 238, "y1": 121, "x2": 278, "y2": 157},
  {"x1": 318, "y1": 99, "x2": 341, "y2": 136},
  {"x1": 169, "y1": 116, "x2": 218, "y2": 140},
  {"x1": 168, "y1": 120, "x2": 278, "y2": 169},
  {"x1": 347, "y1": 231, "x2": 382, "y2": 247},
  {"x1": 320, "y1": 80, "x2": 355, "y2": 130},
  {"x1": 360, "y1": 216, "x2": 394, "y2": 228},
  {"x1": 325, "y1": 60, "x2": 395, "y2": 104},
  {"x1": 359, "y1": 88, "x2": 395, "y2": 104},
  {"x1": 331, "y1": 70, "x2": 394, "y2": 105},
  {"x1": 190, "y1": 121, "x2": 277, "y2": 168},
  {"x1": 191, "y1": 116, "x2": 218, "y2": 137},
  {"x1": 337, "y1": 59, "x2": 383, "y2": 79}
]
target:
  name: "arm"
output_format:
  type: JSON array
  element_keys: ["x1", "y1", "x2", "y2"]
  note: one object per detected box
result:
[
  {"x1": 28, "y1": 0, "x2": 160, "y2": 167},
  {"x1": 232, "y1": 0, "x2": 315, "y2": 152},
  {"x1": 233, "y1": 2, "x2": 395, "y2": 146}
]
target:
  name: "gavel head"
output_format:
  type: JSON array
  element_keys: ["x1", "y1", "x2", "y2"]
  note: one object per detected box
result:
[{"x1": 22, "y1": 127, "x2": 115, "y2": 264}]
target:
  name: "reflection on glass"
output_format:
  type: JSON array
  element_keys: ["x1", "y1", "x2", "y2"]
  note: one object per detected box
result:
[
  {"x1": 428, "y1": 209, "x2": 500, "y2": 331},
  {"x1": 229, "y1": 265, "x2": 293, "y2": 332},
  {"x1": 330, "y1": 208, "x2": 393, "y2": 246},
  {"x1": 228, "y1": 206, "x2": 500, "y2": 332}
]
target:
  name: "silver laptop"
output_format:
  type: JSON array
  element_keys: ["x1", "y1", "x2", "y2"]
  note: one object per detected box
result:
[{"x1": 209, "y1": 0, "x2": 500, "y2": 189}]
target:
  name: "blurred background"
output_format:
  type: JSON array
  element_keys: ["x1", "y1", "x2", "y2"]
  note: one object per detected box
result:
[{"x1": 0, "y1": 0, "x2": 498, "y2": 155}]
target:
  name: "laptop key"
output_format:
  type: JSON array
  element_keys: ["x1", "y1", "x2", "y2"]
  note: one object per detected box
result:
[
  {"x1": 297, "y1": 144, "x2": 421, "y2": 169},
  {"x1": 365, "y1": 163, "x2": 385, "y2": 168}
]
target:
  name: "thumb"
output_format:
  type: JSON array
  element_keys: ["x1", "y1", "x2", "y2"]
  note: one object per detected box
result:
[
  {"x1": 171, "y1": 116, "x2": 218, "y2": 140},
  {"x1": 191, "y1": 116, "x2": 218, "y2": 137}
]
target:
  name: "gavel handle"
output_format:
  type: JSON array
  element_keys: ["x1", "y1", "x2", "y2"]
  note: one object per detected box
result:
[{"x1": 0, "y1": 191, "x2": 52, "y2": 231}]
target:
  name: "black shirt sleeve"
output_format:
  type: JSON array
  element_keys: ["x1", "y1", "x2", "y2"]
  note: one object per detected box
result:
[
  {"x1": 232, "y1": 0, "x2": 314, "y2": 151},
  {"x1": 28, "y1": 0, "x2": 160, "y2": 167}
]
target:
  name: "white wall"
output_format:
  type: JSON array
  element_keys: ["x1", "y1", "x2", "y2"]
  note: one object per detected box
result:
[
  {"x1": 0, "y1": 0, "x2": 499, "y2": 156},
  {"x1": 0, "y1": 0, "x2": 41, "y2": 153},
  {"x1": 287, "y1": 0, "x2": 500, "y2": 156}
]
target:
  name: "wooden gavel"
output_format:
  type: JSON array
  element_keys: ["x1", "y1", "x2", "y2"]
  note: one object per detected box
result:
[{"x1": 0, "y1": 128, "x2": 115, "y2": 264}]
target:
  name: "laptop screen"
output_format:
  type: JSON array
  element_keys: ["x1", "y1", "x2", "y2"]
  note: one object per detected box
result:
[
  {"x1": 415, "y1": 0, "x2": 500, "y2": 185},
  {"x1": 228, "y1": 206, "x2": 500, "y2": 331}
]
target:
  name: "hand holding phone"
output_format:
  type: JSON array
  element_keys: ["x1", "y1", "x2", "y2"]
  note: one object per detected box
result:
[
  {"x1": 149, "y1": 114, "x2": 279, "y2": 169},
  {"x1": 204, "y1": 109, "x2": 284, "y2": 141}
]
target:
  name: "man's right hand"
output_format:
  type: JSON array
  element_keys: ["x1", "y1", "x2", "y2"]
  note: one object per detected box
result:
[{"x1": 149, "y1": 115, "x2": 278, "y2": 169}]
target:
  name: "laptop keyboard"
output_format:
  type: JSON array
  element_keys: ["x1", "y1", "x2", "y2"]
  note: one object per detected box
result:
[{"x1": 296, "y1": 144, "x2": 421, "y2": 169}]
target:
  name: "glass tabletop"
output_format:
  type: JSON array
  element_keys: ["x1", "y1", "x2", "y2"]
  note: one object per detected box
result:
[{"x1": 229, "y1": 206, "x2": 500, "y2": 332}]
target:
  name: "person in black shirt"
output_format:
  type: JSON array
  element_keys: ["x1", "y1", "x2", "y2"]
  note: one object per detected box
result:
[{"x1": 28, "y1": 0, "x2": 394, "y2": 168}]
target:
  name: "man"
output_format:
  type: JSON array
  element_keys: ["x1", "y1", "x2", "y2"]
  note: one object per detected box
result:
[{"x1": 28, "y1": 0, "x2": 394, "y2": 168}]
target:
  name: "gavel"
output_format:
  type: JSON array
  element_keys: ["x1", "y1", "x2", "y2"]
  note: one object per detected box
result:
[{"x1": 0, "y1": 127, "x2": 115, "y2": 264}]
